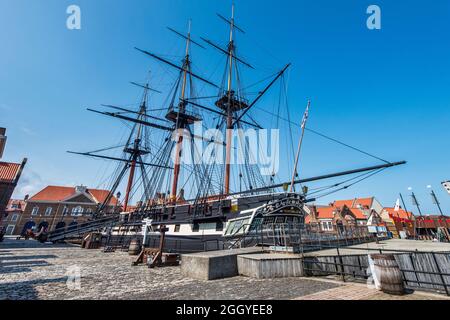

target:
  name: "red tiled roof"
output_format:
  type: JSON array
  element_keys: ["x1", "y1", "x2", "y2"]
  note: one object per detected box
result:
[
  {"x1": 29, "y1": 186, "x2": 118, "y2": 205},
  {"x1": 316, "y1": 207, "x2": 337, "y2": 219},
  {"x1": 384, "y1": 207, "x2": 413, "y2": 220},
  {"x1": 334, "y1": 197, "x2": 373, "y2": 209},
  {"x1": 349, "y1": 207, "x2": 367, "y2": 220},
  {"x1": 0, "y1": 161, "x2": 21, "y2": 183},
  {"x1": 305, "y1": 215, "x2": 311, "y2": 223},
  {"x1": 89, "y1": 189, "x2": 119, "y2": 206}
]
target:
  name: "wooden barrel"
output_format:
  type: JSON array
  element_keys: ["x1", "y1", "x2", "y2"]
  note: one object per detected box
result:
[
  {"x1": 371, "y1": 254, "x2": 405, "y2": 295},
  {"x1": 128, "y1": 239, "x2": 141, "y2": 256}
]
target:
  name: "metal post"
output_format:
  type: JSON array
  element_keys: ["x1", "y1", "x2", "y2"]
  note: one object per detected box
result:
[
  {"x1": 336, "y1": 247, "x2": 345, "y2": 282},
  {"x1": 411, "y1": 192, "x2": 431, "y2": 238},
  {"x1": 431, "y1": 252, "x2": 449, "y2": 296},
  {"x1": 431, "y1": 189, "x2": 449, "y2": 233}
]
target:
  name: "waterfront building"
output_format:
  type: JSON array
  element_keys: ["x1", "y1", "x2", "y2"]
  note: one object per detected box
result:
[
  {"x1": 2, "y1": 198, "x2": 27, "y2": 235},
  {"x1": 16, "y1": 185, "x2": 120, "y2": 235}
]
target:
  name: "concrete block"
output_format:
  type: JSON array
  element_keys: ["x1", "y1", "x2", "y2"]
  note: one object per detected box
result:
[
  {"x1": 181, "y1": 247, "x2": 263, "y2": 280},
  {"x1": 237, "y1": 253, "x2": 304, "y2": 279}
]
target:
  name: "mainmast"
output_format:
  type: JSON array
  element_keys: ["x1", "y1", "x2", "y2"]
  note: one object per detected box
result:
[
  {"x1": 208, "y1": 4, "x2": 289, "y2": 196},
  {"x1": 224, "y1": 4, "x2": 235, "y2": 195},
  {"x1": 171, "y1": 20, "x2": 193, "y2": 201}
]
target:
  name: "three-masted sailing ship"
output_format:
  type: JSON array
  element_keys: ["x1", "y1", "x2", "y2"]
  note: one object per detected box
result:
[{"x1": 67, "y1": 5, "x2": 405, "y2": 252}]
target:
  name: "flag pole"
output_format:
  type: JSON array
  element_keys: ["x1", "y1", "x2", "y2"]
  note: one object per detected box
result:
[{"x1": 290, "y1": 100, "x2": 310, "y2": 192}]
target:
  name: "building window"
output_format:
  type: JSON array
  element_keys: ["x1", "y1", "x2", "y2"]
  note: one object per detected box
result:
[
  {"x1": 6, "y1": 225, "x2": 15, "y2": 235},
  {"x1": 321, "y1": 221, "x2": 333, "y2": 231},
  {"x1": 11, "y1": 214, "x2": 19, "y2": 222},
  {"x1": 192, "y1": 223, "x2": 200, "y2": 232},
  {"x1": 216, "y1": 221, "x2": 224, "y2": 231},
  {"x1": 45, "y1": 207, "x2": 52, "y2": 216},
  {"x1": 71, "y1": 206, "x2": 84, "y2": 216},
  {"x1": 62, "y1": 206, "x2": 69, "y2": 216},
  {"x1": 31, "y1": 207, "x2": 39, "y2": 216},
  {"x1": 174, "y1": 225, "x2": 180, "y2": 232}
]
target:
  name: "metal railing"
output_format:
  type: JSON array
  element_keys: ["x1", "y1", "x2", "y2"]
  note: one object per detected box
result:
[
  {"x1": 302, "y1": 246, "x2": 450, "y2": 296},
  {"x1": 219, "y1": 222, "x2": 377, "y2": 252}
]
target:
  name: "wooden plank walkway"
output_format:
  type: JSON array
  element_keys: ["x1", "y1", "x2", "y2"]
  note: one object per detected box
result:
[{"x1": 294, "y1": 281, "x2": 450, "y2": 300}]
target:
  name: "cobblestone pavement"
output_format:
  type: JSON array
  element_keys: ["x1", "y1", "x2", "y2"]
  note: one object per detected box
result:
[
  {"x1": 2, "y1": 239, "x2": 448, "y2": 300},
  {"x1": 1, "y1": 239, "x2": 338, "y2": 300}
]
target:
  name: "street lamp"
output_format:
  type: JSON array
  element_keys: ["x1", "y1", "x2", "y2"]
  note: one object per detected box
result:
[
  {"x1": 427, "y1": 185, "x2": 448, "y2": 230},
  {"x1": 427, "y1": 185, "x2": 444, "y2": 216},
  {"x1": 409, "y1": 187, "x2": 429, "y2": 238},
  {"x1": 409, "y1": 188, "x2": 423, "y2": 217}
]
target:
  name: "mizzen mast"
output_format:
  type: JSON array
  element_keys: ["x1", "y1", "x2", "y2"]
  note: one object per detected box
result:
[{"x1": 123, "y1": 84, "x2": 151, "y2": 212}]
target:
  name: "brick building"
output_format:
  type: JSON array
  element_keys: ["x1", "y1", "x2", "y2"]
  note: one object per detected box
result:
[
  {"x1": 16, "y1": 185, "x2": 119, "y2": 235},
  {"x1": 305, "y1": 197, "x2": 386, "y2": 233},
  {"x1": 0, "y1": 160, "x2": 27, "y2": 224},
  {"x1": 0, "y1": 127, "x2": 27, "y2": 228},
  {"x1": 2, "y1": 198, "x2": 27, "y2": 235},
  {"x1": 306, "y1": 205, "x2": 358, "y2": 232}
]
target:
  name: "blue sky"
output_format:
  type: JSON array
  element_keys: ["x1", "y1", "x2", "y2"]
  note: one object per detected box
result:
[{"x1": 1, "y1": 0, "x2": 449, "y2": 213}]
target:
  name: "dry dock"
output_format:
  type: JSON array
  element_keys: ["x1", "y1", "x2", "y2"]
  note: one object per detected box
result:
[{"x1": 1, "y1": 237, "x2": 450, "y2": 300}]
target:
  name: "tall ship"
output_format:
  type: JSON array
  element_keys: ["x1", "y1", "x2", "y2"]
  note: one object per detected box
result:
[{"x1": 61, "y1": 5, "x2": 405, "y2": 251}]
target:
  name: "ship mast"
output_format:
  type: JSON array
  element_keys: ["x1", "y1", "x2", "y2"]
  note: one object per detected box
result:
[
  {"x1": 171, "y1": 20, "x2": 193, "y2": 201},
  {"x1": 123, "y1": 86, "x2": 149, "y2": 211},
  {"x1": 68, "y1": 80, "x2": 171, "y2": 216},
  {"x1": 224, "y1": 4, "x2": 235, "y2": 195}
]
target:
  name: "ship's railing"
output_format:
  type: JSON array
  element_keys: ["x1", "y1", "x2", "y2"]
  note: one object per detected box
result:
[
  {"x1": 47, "y1": 215, "x2": 120, "y2": 242},
  {"x1": 222, "y1": 222, "x2": 377, "y2": 251}
]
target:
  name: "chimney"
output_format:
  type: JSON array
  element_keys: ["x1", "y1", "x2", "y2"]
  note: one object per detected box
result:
[
  {"x1": 75, "y1": 185, "x2": 87, "y2": 193},
  {"x1": 0, "y1": 127, "x2": 6, "y2": 159}
]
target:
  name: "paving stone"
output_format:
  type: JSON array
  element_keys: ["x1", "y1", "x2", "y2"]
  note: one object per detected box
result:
[
  {"x1": 1, "y1": 239, "x2": 337, "y2": 300},
  {"x1": 3, "y1": 239, "x2": 447, "y2": 300}
]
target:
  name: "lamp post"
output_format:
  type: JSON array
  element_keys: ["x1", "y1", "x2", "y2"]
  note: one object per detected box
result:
[
  {"x1": 409, "y1": 187, "x2": 429, "y2": 238},
  {"x1": 427, "y1": 185, "x2": 448, "y2": 230}
]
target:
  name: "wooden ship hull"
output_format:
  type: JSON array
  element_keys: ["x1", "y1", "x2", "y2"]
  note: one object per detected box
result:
[{"x1": 138, "y1": 192, "x2": 307, "y2": 252}]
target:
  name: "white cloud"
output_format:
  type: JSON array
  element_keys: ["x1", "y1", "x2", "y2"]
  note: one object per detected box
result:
[{"x1": 12, "y1": 168, "x2": 47, "y2": 199}]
